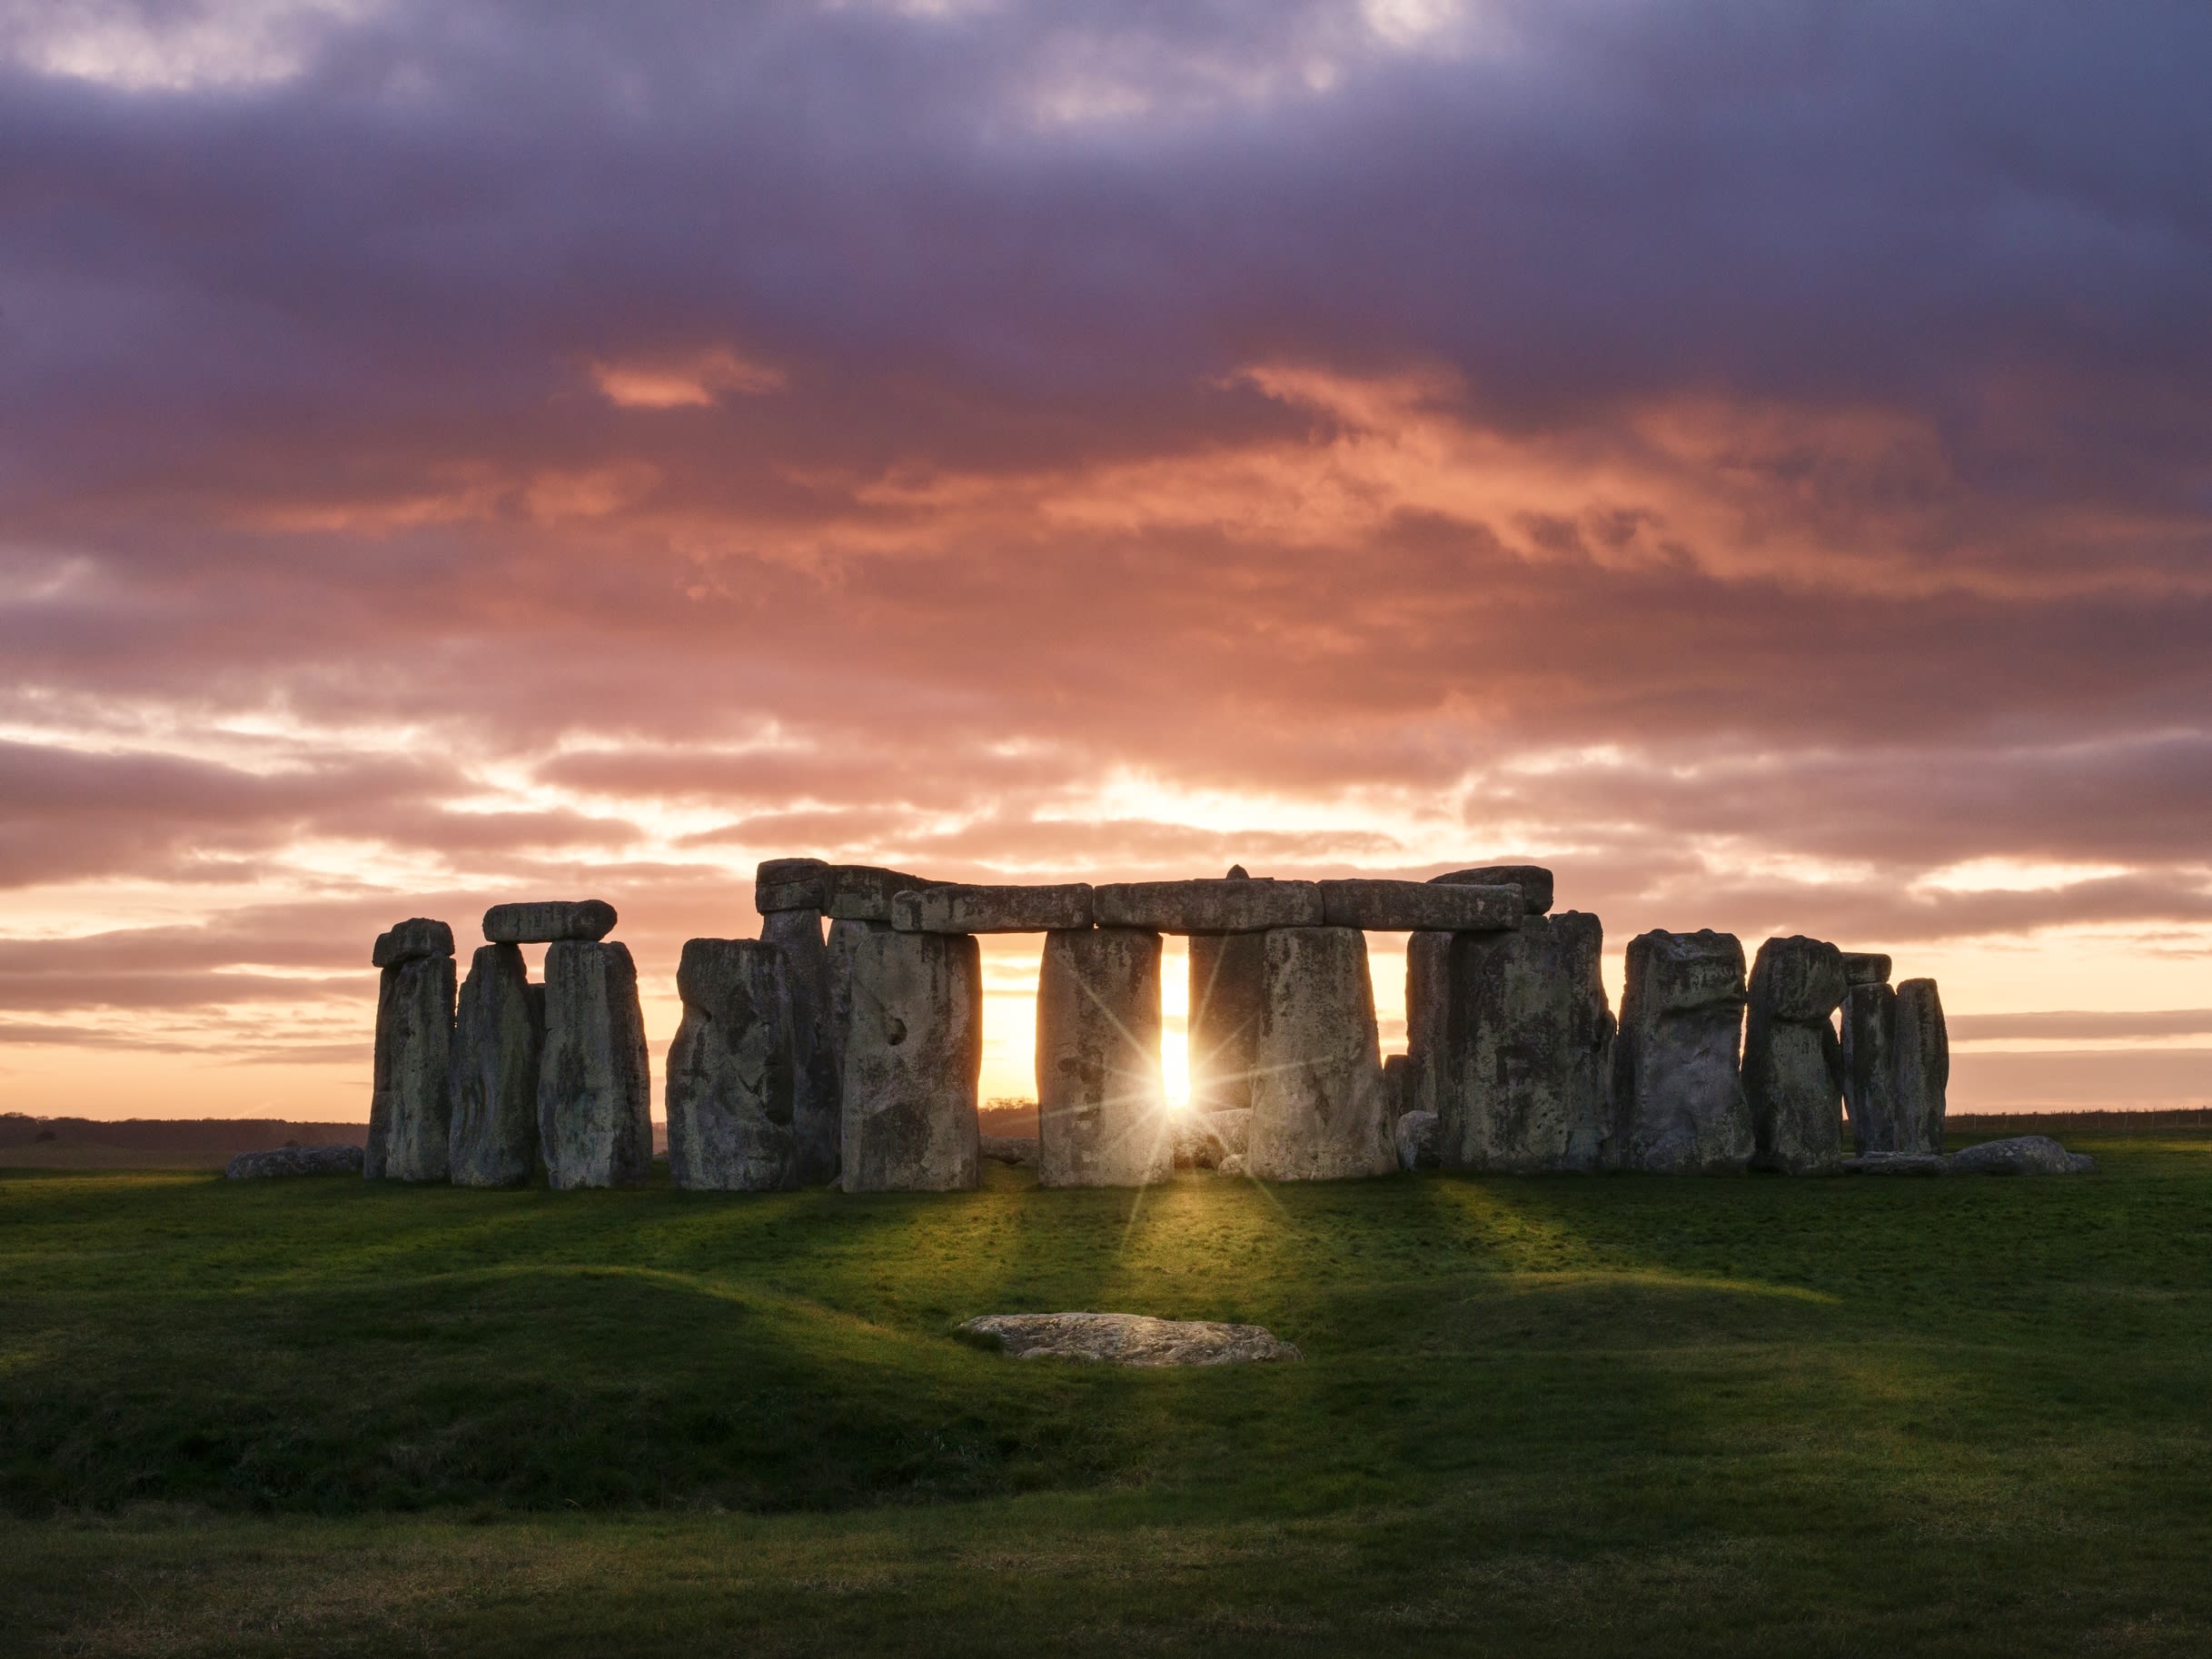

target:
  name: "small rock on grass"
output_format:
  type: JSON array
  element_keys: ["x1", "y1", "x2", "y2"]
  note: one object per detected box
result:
[
  {"x1": 1949, "y1": 1135, "x2": 2097, "y2": 1176},
  {"x1": 226, "y1": 1145, "x2": 364, "y2": 1179},
  {"x1": 959, "y1": 1312, "x2": 1300, "y2": 1366}
]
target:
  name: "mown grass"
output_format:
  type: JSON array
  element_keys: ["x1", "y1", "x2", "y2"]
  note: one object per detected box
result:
[{"x1": 3, "y1": 1132, "x2": 2209, "y2": 1656}]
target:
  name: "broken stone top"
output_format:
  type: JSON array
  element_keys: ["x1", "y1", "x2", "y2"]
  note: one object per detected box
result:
[
  {"x1": 1430, "y1": 864, "x2": 1554, "y2": 916},
  {"x1": 1626, "y1": 929, "x2": 1747, "y2": 1013},
  {"x1": 1750, "y1": 935, "x2": 1847, "y2": 1023},
  {"x1": 894, "y1": 883, "x2": 1095, "y2": 934},
  {"x1": 1840, "y1": 951, "x2": 1893, "y2": 986},
  {"x1": 372, "y1": 917, "x2": 454, "y2": 968},
  {"x1": 482, "y1": 899, "x2": 617, "y2": 944}
]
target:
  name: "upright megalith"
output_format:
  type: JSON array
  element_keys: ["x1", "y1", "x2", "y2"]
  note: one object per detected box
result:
[
  {"x1": 1405, "y1": 864, "x2": 1557, "y2": 1119},
  {"x1": 838, "y1": 929, "x2": 983, "y2": 1191},
  {"x1": 760, "y1": 907, "x2": 839, "y2": 1185},
  {"x1": 1895, "y1": 979, "x2": 1949, "y2": 1154},
  {"x1": 448, "y1": 943, "x2": 541, "y2": 1187},
  {"x1": 1189, "y1": 866, "x2": 1266, "y2": 1115},
  {"x1": 537, "y1": 940, "x2": 653, "y2": 1188},
  {"x1": 481, "y1": 899, "x2": 616, "y2": 943},
  {"x1": 1841, "y1": 981, "x2": 1901, "y2": 1153},
  {"x1": 368, "y1": 918, "x2": 454, "y2": 1181},
  {"x1": 1246, "y1": 927, "x2": 1396, "y2": 1181},
  {"x1": 1611, "y1": 929, "x2": 1752, "y2": 1174},
  {"x1": 1036, "y1": 928, "x2": 1173, "y2": 1187},
  {"x1": 666, "y1": 939, "x2": 800, "y2": 1191},
  {"x1": 1436, "y1": 910, "x2": 1613, "y2": 1173},
  {"x1": 1742, "y1": 936, "x2": 1847, "y2": 1175}
]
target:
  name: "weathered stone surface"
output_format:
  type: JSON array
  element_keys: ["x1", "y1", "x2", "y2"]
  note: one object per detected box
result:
[
  {"x1": 1036, "y1": 928, "x2": 1173, "y2": 1187},
  {"x1": 763, "y1": 909, "x2": 838, "y2": 1184},
  {"x1": 1171, "y1": 1109, "x2": 1251, "y2": 1170},
  {"x1": 827, "y1": 864, "x2": 933, "y2": 923},
  {"x1": 894, "y1": 883, "x2": 1095, "y2": 934},
  {"x1": 665, "y1": 939, "x2": 800, "y2": 1191},
  {"x1": 1840, "y1": 952, "x2": 1893, "y2": 986},
  {"x1": 481, "y1": 899, "x2": 616, "y2": 944},
  {"x1": 368, "y1": 953, "x2": 453, "y2": 1181},
  {"x1": 1743, "y1": 936, "x2": 1846, "y2": 1176},
  {"x1": 1610, "y1": 929, "x2": 1752, "y2": 1174},
  {"x1": 1246, "y1": 927, "x2": 1397, "y2": 1181},
  {"x1": 1404, "y1": 929, "x2": 1451, "y2": 1119},
  {"x1": 824, "y1": 917, "x2": 888, "y2": 1087},
  {"x1": 1895, "y1": 979, "x2": 1949, "y2": 1155},
  {"x1": 838, "y1": 929, "x2": 983, "y2": 1191},
  {"x1": 960, "y1": 1312, "x2": 1301, "y2": 1366},
  {"x1": 1949, "y1": 1135, "x2": 2096, "y2": 1176},
  {"x1": 371, "y1": 917, "x2": 453, "y2": 968},
  {"x1": 1436, "y1": 911, "x2": 1613, "y2": 1174},
  {"x1": 1430, "y1": 864, "x2": 1554, "y2": 916},
  {"x1": 981, "y1": 1135, "x2": 1037, "y2": 1167},
  {"x1": 1216, "y1": 1152, "x2": 1247, "y2": 1177},
  {"x1": 1189, "y1": 919, "x2": 1267, "y2": 1113},
  {"x1": 447, "y1": 943, "x2": 542, "y2": 1187},
  {"x1": 1382, "y1": 1052, "x2": 1414, "y2": 1117},
  {"x1": 1841, "y1": 981, "x2": 1901, "y2": 1154},
  {"x1": 537, "y1": 940, "x2": 653, "y2": 1189},
  {"x1": 1317, "y1": 879, "x2": 1520, "y2": 933},
  {"x1": 226, "y1": 1144, "x2": 363, "y2": 1179},
  {"x1": 756, "y1": 858, "x2": 829, "y2": 913},
  {"x1": 1841, "y1": 1152, "x2": 1951, "y2": 1176},
  {"x1": 1096, "y1": 879, "x2": 1323, "y2": 934},
  {"x1": 1394, "y1": 1109, "x2": 1439, "y2": 1171}
]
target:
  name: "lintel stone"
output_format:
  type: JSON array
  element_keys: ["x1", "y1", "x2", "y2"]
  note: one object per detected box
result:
[
  {"x1": 372, "y1": 917, "x2": 454, "y2": 968},
  {"x1": 827, "y1": 864, "x2": 933, "y2": 922},
  {"x1": 1319, "y1": 879, "x2": 1519, "y2": 933},
  {"x1": 1429, "y1": 864, "x2": 1554, "y2": 916},
  {"x1": 482, "y1": 899, "x2": 616, "y2": 944},
  {"x1": 893, "y1": 883, "x2": 1094, "y2": 934},
  {"x1": 1094, "y1": 879, "x2": 1322, "y2": 934}
]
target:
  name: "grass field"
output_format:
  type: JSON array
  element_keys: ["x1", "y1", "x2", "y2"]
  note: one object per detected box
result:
[{"x1": 4, "y1": 1131, "x2": 2209, "y2": 1656}]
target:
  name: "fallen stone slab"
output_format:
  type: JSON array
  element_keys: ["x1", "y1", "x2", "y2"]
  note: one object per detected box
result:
[
  {"x1": 371, "y1": 917, "x2": 453, "y2": 968},
  {"x1": 756, "y1": 858, "x2": 829, "y2": 914},
  {"x1": 1189, "y1": 874, "x2": 1267, "y2": 1110},
  {"x1": 1394, "y1": 1108, "x2": 1439, "y2": 1171},
  {"x1": 1430, "y1": 864, "x2": 1554, "y2": 916},
  {"x1": 1247, "y1": 927, "x2": 1397, "y2": 1180},
  {"x1": 761, "y1": 906, "x2": 840, "y2": 1186},
  {"x1": 448, "y1": 943, "x2": 542, "y2": 1187},
  {"x1": 1095, "y1": 879, "x2": 1323, "y2": 934},
  {"x1": 537, "y1": 940, "x2": 654, "y2": 1189},
  {"x1": 226, "y1": 1144, "x2": 364, "y2": 1179},
  {"x1": 828, "y1": 864, "x2": 933, "y2": 923},
  {"x1": 666, "y1": 938, "x2": 801, "y2": 1191},
  {"x1": 1611, "y1": 929, "x2": 1752, "y2": 1174},
  {"x1": 481, "y1": 899, "x2": 617, "y2": 944},
  {"x1": 1317, "y1": 879, "x2": 1519, "y2": 933},
  {"x1": 368, "y1": 949, "x2": 454, "y2": 1182},
  {"x1": 1949, "y1": 1135, "x2": 2096, "y2": 1176},
  {"x1": 1036, "y1": 928, "x2": 1173, "y2": 1187},
  {"x1": 838, "y1": 928, "x2": 983, "y2": 1191},
  {"x1": 1840, "y1": 1153, "x2": 1951, "y2": 1176},
  {"x1": 1743, "y1": 936, "x2": 1847, "y2": 1176},
  {"x1": 958, "y1": 1312, "x2": 1302, "y2": 1366},
  {"x1": 1840, "y1": 952, "x2": 1893, "y2": 986},
  {"x1": 981, "y1": 1135, "x2": 1037, "y2": 1167},
  {"x1": 894, "y1": 882, "x2": 1095, "y2": 934}
]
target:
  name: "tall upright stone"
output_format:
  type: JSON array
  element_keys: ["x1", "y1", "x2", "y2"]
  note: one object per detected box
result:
[
  {"x1": 666, "y1": 939, "x2": 800, "y2": 1191},
  {"x1": 826, "y1": 916, "x2": 889, "y2": 1086},
  {"x1": 1188, "y1": 866, "x2": 1266, "y2": 1115},
  {"x1": 368, "y1": 919, "x2": 454, "y2": 1182},
  {"x1": 1611, "y1": 929, "x2": 1752, "y2": 1174},
  {"x1": 838, "y1": 929, "x2": 983, "y2": 1192},
  {"x1": 1037, "y1": 928, "x2": 1173, "y2": 1187},
  {"x1": 448, "y1": 942, "x2": 541, "y2": 1187},
  {"x1": 1246, "y1": 927, "x2": 1397, "y2": 1181},
  {"x1": 1841, "y1": 981, "x2": 1901, "y2": 1154},
  {"x1": 1895, "y1": 978, "x2": 1949, "y2": 1155},
  {"x1": 1436, "y1": 911, "x2": 1613, "y2": 1173},
  {"x1": 761, "y1": 907, "x2": 839, "y2": 1184},
  {"x1": 1742, "y1": 936, "x2": 1847, "y2": 1175},
  {"x1": 537, "y1": 940, "x2": 653, "y2": 1189},
  {"x1": 1407, "y1": 863, "x2": 1555, "y2": 1120}
]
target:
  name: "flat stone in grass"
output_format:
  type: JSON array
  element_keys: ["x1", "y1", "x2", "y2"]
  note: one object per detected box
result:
[
  {"x1": 958, "y1": 1312, "x2": 1302, "y2": 1366},
  {"x1": 1840, "y1": 1153, "x2": 1951, "y2": 1177},
  {"x1": 225, "y1": 1145, "x2": 363, "y2": 1179},
  {"x1": 1949, "y1": 1135, "x2": 2096, "y2": 1176}
]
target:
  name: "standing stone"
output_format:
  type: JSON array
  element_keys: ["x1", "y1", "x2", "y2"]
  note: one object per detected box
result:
[
  {"x1": 838, "y1": 929, "x2": 983, "y2": 1192},
  {"x1": 666, "y1": 939, "x2": 800, "y2": 1191},
  {"x1": 1404, "y1": 929, "x2": 1452, "y2": 1119},
  {"x1": 762, "y1": 908, "x2": 839, "y2": 1184},
  {"x1": 1189, "y1": 867, "x2": 1266, "y2": 1115},
  {"x1": 1742, "y1": 936, "x2": 1847, "y2": 1176},
  {"x1": 1436, "y1": 911, "x2": 1613, "y2": 1174},
  {"x1": 368, "y1": 922, "x2": 454, "y2": 1182},
  {"x1": 1036, "y1": 928, "x2": 1173, "y2": 1187},
  {"x1": 1611, "y1": 930, "x2": 1752, "y2": 1174},
  {"x1": 1841, "y1": 981, "x2": 1901, "y2": 1154},
  {"x1": 537, "y1": 940, "x2": 653, "y2": 1189},
  {"x1": 826, "y1": 917, "x2": 888, "y2": 1088},
  {"x1": 1246, "y1": 927, "x2": 1397, "y2": 1181},
  {"x1": 447, "y1": 943, "x2": 542, "y2": 1187},
  {"x1": 1895, "y1": 978, "x2": 1949, "y2": 1155}
]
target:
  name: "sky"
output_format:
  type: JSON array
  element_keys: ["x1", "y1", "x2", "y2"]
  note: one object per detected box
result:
[{"x1": 3, "y1": 0, "x2": 2210, "y2": 1121}]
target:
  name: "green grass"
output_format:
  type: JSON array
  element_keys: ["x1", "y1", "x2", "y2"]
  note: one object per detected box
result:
[{"x1": 4, "y1": 1134, "x2": 2210, "y2": 1656}]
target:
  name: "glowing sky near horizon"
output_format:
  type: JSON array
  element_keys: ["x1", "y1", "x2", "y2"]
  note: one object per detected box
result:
[{"x1": 3, "y1": 0, "x2": 2211, "y2": 1120}]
